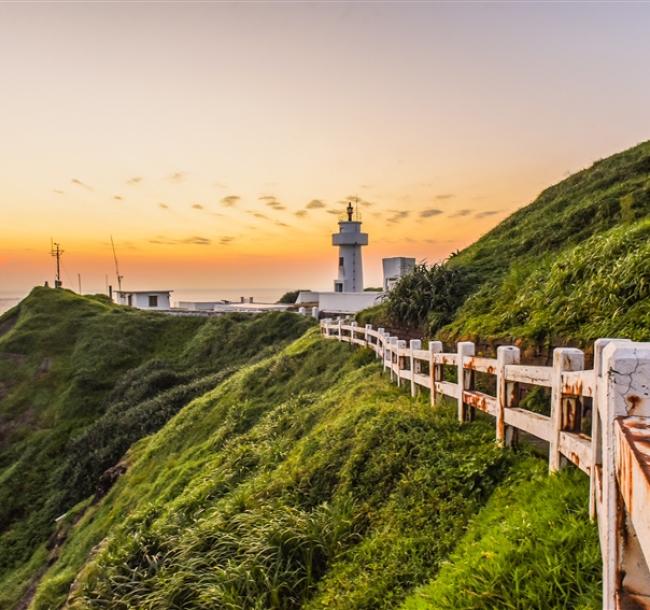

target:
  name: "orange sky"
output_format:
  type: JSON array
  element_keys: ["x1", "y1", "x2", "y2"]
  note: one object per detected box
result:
[{"x1": 2, "y1": 3, "x2": 649, "y2": 296}]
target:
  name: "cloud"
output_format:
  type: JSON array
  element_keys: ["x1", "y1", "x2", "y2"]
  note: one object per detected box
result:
[
  {"x1": 258, "y1": 195, "x2": 277, "y2": 202},
  {"x1": 149, "y1": 235, "x2": 211, "y2": 246},
  {"x1": 113, "y1": 195, "x2": 124, "y2": 201},
  {"x1": 420, "y1": 208, "x2": 443, "y2": 218},
  {"x1": 475, "y1": 210, "x2": 501, "y2": 219},
  {"x1": 306, "y1": 199, "x2": 326, "y2": 209},
  {"x1": 219, "y1": 236, "x2": 234, "y2": 245},
  {"x1": 275, "y1": 221, "x2": 289, "y2": 228},
  {"x1": 168, "y1": 171, "x2": 186, "y2": 183},
  {"x1": 192, "y1": 203, "x2": 204, "y2": 210},
  {"x1": 358, "y1": 198, "x2": 374, "y2": 207},
  {"x1": 126, "y1": 176, "x2": 143, "y2": 186},
  {"x1": 449, "y1": 209, "x2": 473, "y2": 217},
  {"x1": 71, "y1": 178, "x2": 93, "y2": 191},
  {"x1": 221, "y1": 195, "x2": 240, "y2": 207},
  {"x1": 294, "y1": 210, "x2": 308, "y2": 218},
  {"x1": 435, "y1": 193, "x2": 454, "y2": 200},
  {"x1": 53, "y1": 189, "x2": 64, "y2": 195},
  {"x1": 158, "y1": 203, "x2": 170, "y2": 210},
  {"x1": 326, "y1": 209, "x2": 344, "y2": 215},
  {"x1": 182, "y1": 236, "x2": 211, "y2": 245},
  {"x1": 246, "y1": 211, "x2": 270, "y2": 221},
  {"x1": 387, "y1": 210, "x2": 410, "y2": 224}
]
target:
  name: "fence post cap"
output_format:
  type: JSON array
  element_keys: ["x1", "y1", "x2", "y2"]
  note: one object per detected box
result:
[
  {"x1": 409, "y1": 339, "x2": 422, "y2": 349},
  {"x1": 428, "y1": 340, "x2": 443, "y2": 353}
]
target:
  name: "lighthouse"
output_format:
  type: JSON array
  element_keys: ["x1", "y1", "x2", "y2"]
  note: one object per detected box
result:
[{"x1": 332, "y1": 202, "x2": 368, "y2": 292}]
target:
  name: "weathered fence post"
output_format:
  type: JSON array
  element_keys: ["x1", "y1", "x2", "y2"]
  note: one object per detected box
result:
[
  {"x1": 428, "y1": 341, "x2": 443, "y2": 406},
  {"x1": 496, "y1": 346, "x2": 520, "y2": 446},
  {"x1": 389, "y1": 337, "x2": 397, "y2": 382},
  {"x1": 550, "y1": 348, "x2": 584, "y2": 472},
  {"x1": 365, "y1": 324, "x2": 372, "y2": 347},
  {"x1": 456, "y1": 342, "x2": 475, "y2": 422},
  {"x1": 350, "y1": 321, "x2": 357, "y2": 344},
  {"x1": 337, "y1": 318, "x2": 342, "y2": 342},
  {"x1": 396, "y1": 340, "x2": 407, "y2": 388},
  {"x1": 409, "y1": 339, "x2": 422, "y2": 397},
  {"x1": 378, "y1": 328, "x2": 386, "y2": 366},
  {"x1": 599, "y1": 342, "x2": 650, "y2": 609}
]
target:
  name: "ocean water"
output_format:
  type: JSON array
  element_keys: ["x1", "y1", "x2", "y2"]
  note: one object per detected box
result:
[{"x1": 0, "y1": 288, "x2": 293, "y2": 316}]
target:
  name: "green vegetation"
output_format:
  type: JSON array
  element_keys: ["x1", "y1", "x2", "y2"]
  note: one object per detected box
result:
[
  {"x1": 0, "y1": 287, "x2": 313, "y2": 608},
  {"x1": 400, "y1": 458, "x2": 600, "y2": 610},
  {"x1": 23, "y1": 329, "x2": 599, "y2": 610},
  {"x1": 278, "y1": 290, "x2": 304, "y2": 304},
  {"x1": 360, "y1": 140, "x2": 650, "y2": 346}
]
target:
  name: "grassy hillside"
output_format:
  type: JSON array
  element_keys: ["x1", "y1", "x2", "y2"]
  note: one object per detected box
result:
[
  {"x1": 361, "y1": 139, "x2": 650, "y2": 346},
  {"x1": 24, "y1": 330, "x2": 599, "y2": 610},
  {"x1": 0, "y1": 288, "x2": 313, "y2": 608}
]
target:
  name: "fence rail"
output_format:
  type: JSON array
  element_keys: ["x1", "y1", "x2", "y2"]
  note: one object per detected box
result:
[{"x1": 320, "y1": 318, "x2": 650, "y2": 610}]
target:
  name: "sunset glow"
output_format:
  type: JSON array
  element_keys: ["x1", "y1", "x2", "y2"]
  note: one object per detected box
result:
[{"x1": 2, "y1": 2, "x2": 649, "y2": 297}]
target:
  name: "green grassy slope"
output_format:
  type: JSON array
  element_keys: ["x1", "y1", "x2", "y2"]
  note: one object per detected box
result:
[
  {"x1": 0, "y1": 288, "x2": 313, "y2": 608},
  {"x1": 28, "y1": 331, "x2": 599, "y2": 610},
  {"x1": 360, "y1": 140, "x2": 650, "y2": 345}
]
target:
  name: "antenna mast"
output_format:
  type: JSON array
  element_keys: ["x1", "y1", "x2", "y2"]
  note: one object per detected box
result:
[
  {"x1": 110, "y1": 236, "x2": 124, "y2": 291},
  {"x1": 50, "y1": 240, "x2": 64, "y2": 288}
]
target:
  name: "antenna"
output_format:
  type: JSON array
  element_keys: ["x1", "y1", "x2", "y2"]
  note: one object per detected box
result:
[
  {"x1": 110, "y1": 236, "x2": 124, "y2": 291},
  {"x1": 50, "y1": 240, "x2": 64, "y2": 288}
]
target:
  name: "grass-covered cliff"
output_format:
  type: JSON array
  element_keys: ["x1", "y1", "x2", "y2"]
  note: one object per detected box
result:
[
  {"x1": 25, "y1": 328, "x2": 599, "y2": 610},
  {"x1": 0, "y1": 288, "x2": 313, "y2": 608},
  {"x1": 360, "y1": 139, "x2": 650, "y2": 347}
]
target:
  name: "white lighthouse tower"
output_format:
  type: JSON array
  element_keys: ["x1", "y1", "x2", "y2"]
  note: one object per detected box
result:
[{"x1": 332, "y1": 202, "x2": 368, "y2": 292}]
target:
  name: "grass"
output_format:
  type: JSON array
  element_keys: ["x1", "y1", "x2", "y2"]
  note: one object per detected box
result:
[
  {"x1": 27, "y1": 331, "x2": 599, "y2": 610},
  {"x1": 0, "y1": 287, "x2": 313, "y2": 608},
  {"x1": 399, "y1": 458, "x2": 601, "y2": 610},
  {"x1": 358, "y1": 139, "x2": 650, "y2": 347}
]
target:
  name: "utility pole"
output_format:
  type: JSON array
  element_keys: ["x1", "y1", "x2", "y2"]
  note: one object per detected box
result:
[
  {"x1": 110, "y1": 236, "x2": 124, "y2": 292},
  {"x1": 78, "y1": 273, "x2": 82, "y2": 294},
  {"x1": 50, "y1": 240, "x2": 64, "y2": 288}
]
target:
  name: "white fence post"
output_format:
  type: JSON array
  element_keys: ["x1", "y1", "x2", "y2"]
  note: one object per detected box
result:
[
  {"x1": 599, "y1": 342, "x2": 650, "y2": 609},
  {"x1": 496, "y1": 346, "x2": 520, "y2": 446},
  {"x1": 378, "y1": 328, "x2": 386, "y2": 367},
  {"x1": 429, "y1": 341, "x2": 443, "y2": 406},
  {"x1": 337, "y1": 318, "x2": 342, "y2": 342},
  {"x1": 389, "y1": 337, "x2": 397, "y2": 381},
  {"x1": 457, "y1": 342, "x2": 475, "y2": 422},
  {"x1": 365, "y1": 324, "x2": 372, "y2": 347},
  {"x1": 410, "y1": 339, "x2": 422, "y2": 397},
  {"x1": 350, "y1": 321, "x2": 357, "y2": 344},
  {"x1": 550, "y1": 348, "x2": 584, "y2": 472},
  {"x1": 396, "y1": 340, "x2": 407, "y2": 388}
]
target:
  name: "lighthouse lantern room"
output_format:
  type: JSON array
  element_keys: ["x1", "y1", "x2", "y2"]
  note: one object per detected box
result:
[{"x1": 332, "y1": 202, "x2": 368, "y2": 292}]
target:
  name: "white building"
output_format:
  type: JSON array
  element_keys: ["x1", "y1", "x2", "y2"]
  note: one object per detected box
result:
[
  {"x1": 114, "y1": 290, "x2": 172, "y2": 310},
  {"x1": 332, "y1": 203, "x2": 368, "y2": 292},
  {"x1": 382, "y1": 257, "x2": 416, "y2": 291}
]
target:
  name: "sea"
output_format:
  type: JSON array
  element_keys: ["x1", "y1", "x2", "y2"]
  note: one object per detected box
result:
[{"x1": 0, "y1": 288, "x2": 294, "y2": 316}]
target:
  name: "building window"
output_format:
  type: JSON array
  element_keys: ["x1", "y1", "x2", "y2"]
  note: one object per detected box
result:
[
  {"x1": 127, "y1": 294, "x2": 132, "y2": 307},
  {"x1": 335, "y1": 282, "x2": 343, "y2": 293},
  {"x1": 339, "y1": 257, "x2": 344, "y2": 268},
  {"x1": 148, "y1": 295, "x2": 158, "y2": 307}
]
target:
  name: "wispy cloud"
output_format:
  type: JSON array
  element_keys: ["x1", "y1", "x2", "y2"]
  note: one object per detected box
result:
[
  {"x1": 71, "y1": 178, "x2": 93, "y2": 191},
  {"x1": 247, "y1": 211, "x2": 270, "y2": 220},
  {"x1": 387, "y1": 210, "x2": 410, "y2": 224},
  {"x1": 149, "y1": 235, "x2": 211, "y2": 246},
  {"x1": 449, "y1": 209, "x2": 472, "y2": 218},
  {"x1": 221, "y1": 195, "x2": 240, "y2": 207},
  {"x1": 326, "y1": 208, "x2": 344, "y2": 215},
  {"x1": 258, "y1": 195, "x2": 276, "y2": 202},
  {"x1": 220, "y1": 236, "x2": 234, "y2": 245},
  {"x1": 294, "y1": 210, "x2": 308, "y2": 218},
  {"x1": 275, "y1": 221, "x2": 290, "y2": 228},
  {"x1": 435, "y1": 193, "x2": 454, "y2": 200},
  {"x1": 475, "y1": 210, "x2": 501, "y2": 218},
  {"x1": 126, "y1": 176, "x2": 143, "y2": 186},
  {"x1": 53, "y1": 189, "x2": 64, "y2": 195},
  {"x1": 420, "y1": 208, "x2": 443, "y2": 218},
  {"x1": 167, "y1": 171, "x2": 186, "y2": 183},
  {"x1": 191, "y1": 203, "x2": 204, "y2": 210},
  {"x1": 306, "y1": 199, "x2": 326, "y2": 209},
  {"x1": 113, "y1": 195, "x2": 124, "y2": 201},
  {"x1": 158, "y1": 203, "x2": 170, "y2": 210}
]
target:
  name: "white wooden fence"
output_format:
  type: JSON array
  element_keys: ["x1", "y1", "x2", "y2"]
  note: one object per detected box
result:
[{"x1": 320, "y1": 319, "x2": 650, "y2": 610}]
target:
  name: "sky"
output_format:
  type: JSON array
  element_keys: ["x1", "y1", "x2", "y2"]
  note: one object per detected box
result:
[{"x1": 1, "y1": 1, "x2": 649, "y2": 297}]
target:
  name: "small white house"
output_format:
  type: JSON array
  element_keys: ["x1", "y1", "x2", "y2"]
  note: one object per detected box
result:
[
  {"x1": 382, "y1": 257, "x2": 415, "y2": 291},
  {"x1": 114, "y1": 290, "x2": 172, "y2": 310}
]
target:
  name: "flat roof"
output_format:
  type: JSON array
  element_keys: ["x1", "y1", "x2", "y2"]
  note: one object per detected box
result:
[{"x1": 115, "y1": 290, "x2": 172, "y2": 294}]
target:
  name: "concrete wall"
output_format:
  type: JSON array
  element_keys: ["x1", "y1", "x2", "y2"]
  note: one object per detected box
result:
[
  {"x1": 319, "y1": 291, "x2": 384, "y2": 314},
  {"x1": 383, "y1": 257, "x2": 415, "y2": 291}
]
